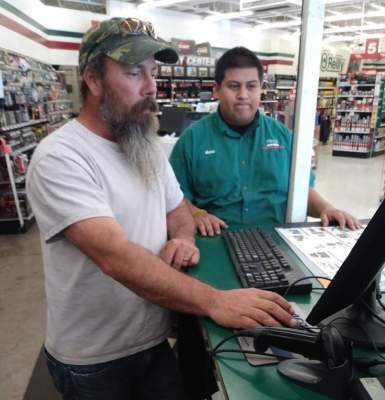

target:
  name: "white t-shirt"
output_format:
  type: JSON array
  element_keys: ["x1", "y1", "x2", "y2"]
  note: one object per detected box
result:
[{"x1": 26, "y1": 119, "x2": 184, "y2": 365}]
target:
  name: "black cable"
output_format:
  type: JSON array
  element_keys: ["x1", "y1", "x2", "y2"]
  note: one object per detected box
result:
[
  {"x1": 359, "y1": 299, "x2": 385, "y2": 326},
  {"x1": 212, "y1": 348, "x2": 294, "y2": 360},
  {"x1": 211, "y1": 330, "x2": 256, "y2": 355},
  {"x1": 378, "y1": 298, "x2": 385, "y2": 312},
  {"x1": 283, "y1": 275, "x2": 331, "y2": 297},
  {"x1": 326, "y1": 316, "x2": 385, "y2": 363}
]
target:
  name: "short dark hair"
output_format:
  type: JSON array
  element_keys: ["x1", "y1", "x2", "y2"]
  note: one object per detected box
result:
[
  {"x1": 214, "y1": 47, "x2": 264, "y2": 85},
  {"x1": 80, "y1": 54, "x2": 106, "y2": 101}
]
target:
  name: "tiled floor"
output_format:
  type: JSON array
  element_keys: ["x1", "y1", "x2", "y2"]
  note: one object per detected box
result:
[{"x1": 1, "y1": 144, "x2": 384, "y2": 399}]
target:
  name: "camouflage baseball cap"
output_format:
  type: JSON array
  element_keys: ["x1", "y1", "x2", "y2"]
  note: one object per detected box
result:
[{"x1": 79, "y1": 17, "x2": 178, "y2": 73}]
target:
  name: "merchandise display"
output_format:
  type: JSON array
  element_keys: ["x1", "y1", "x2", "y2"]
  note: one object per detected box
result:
[
  {"x1": 333, "y1": 73, "x2": 385, "y2": 158},
  {"x1": 156, "y1": 62, "x2": 215, "y2": 104},
  {"x1": 0, "y1": 48, "x2": 72, "y2": 233}
]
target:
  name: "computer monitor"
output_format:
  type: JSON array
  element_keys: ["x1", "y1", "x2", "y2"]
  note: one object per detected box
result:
[
  {"x1": 181, "y1": 112, "x2": 208, "y2": 131},
  {"x1": 307, "y1": 199, "x2": 385, "y2": 347},
  {"x1": 158, "y1": 106, "x2": 188, "y2": 136}
]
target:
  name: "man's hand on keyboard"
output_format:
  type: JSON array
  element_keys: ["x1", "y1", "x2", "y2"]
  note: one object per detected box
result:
[{"x1": 208, "y1": 288, "x2": 298, "y2": 329}]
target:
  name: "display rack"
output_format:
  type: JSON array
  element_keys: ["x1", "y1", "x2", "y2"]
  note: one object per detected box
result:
[
  {"x1": 156, "y1": 77, "x2": 215, "y2": 105},
  {"x1": 332, "y1": 73, "x2": 385, "y2": 158},
  {"x1": 0, "y1": 48, "x2": 71, "y2": 233},
  {"x1": 317, "y1": 77, "x2": 337, "y2": 146}
]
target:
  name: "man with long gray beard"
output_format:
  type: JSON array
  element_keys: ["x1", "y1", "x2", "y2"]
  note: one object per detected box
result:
[{"x1": 26, "y1": 17, "x2": 298, "y2": 400}]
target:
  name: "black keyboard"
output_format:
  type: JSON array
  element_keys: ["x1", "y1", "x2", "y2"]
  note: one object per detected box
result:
[{"x1": 223, "y1": 228, "x2": 312, "y2": 294}]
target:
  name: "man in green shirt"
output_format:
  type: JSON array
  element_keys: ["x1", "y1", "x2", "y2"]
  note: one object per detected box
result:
[{"x1": 170, "y1": 47, "x2": 360, "y2": 236}]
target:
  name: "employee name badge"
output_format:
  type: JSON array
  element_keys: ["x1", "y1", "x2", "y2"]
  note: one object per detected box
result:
[{"x1": 263, "y1": 139, "x2": 284, "y2": 150}]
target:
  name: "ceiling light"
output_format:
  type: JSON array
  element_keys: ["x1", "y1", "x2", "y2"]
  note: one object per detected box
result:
[
  {"x1": 371, "y1": 4, "x2": 385, "y2": 12},
  {"x1": 240, "y1": 0, "x2": 298, "y2": 11},
  {"x1": 324, "y1": 35, "x2": 357, "y2": 42},
  {"x1": 205, "y1": 11, "x2": 253, "y2": 22},
  {"x1": 137, "y1": 0, "x2": 191, "y2": 10},
  {"x1": 325, "y1": 0, "x2": 352, "y2": 4},
  {"x1": 325, "y1": 23, "x2": 385, "y2": 34},
  {"x1": 254, "y1": 20, "x2": 301, "y2": 30},
  {"x1": 325, "y1": 10, "x2": 385, "y2": 23}
]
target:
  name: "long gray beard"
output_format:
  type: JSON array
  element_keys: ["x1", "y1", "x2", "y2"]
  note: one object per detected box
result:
[{"x1": 100, "y1": 94, "x2": 164, "y2": 185}]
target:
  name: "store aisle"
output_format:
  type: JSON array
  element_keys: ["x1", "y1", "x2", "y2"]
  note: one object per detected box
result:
[
  {"x1": 0, "y1": 224, "x2": 45, "y2": 400},
  {"x1": 1, "y1": 145, "x2": 384, "y2": 400},
  {"x1": 315, "y1": 144, "x2": 384, "y2": 219}
]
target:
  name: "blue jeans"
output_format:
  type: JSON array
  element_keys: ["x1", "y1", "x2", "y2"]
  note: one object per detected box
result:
[{"x1": 45, "y1": 341, "x2": 184, "y2": 400}]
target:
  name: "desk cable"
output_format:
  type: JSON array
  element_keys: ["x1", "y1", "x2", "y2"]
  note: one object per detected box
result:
[
  {"x1": 283, "y1": 275, "x2": 331, "y2": 297},
  {"x1": 209, "y1": 329, "x2": 295, "y2": 360},
  {"x1": 326, "y1": 316, "x2": 385, "y2": 373}
]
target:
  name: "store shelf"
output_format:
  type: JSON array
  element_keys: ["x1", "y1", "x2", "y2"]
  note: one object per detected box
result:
[
  {"x1": 334, "y1": 130, "x2": 371, "y2": 134},
  {"x1": 319, "y1": 86, "x2": 336, "y2": 90},
  {"x1": 0, "y1": 175, "x2": 25, "y2": 184},
  {"x1": 336, "y1": 109, "x2": 373, "y2": 113},
  {"x1": 337, "y1": 95, "x2": 374, "y2": 98},
  {"x1": 10, "y1": 143, "x2": 37, "y2": 156},
  {"x1": 0, "y1": 47, "x2": 71, "y2": 234},
  {"x1": 339, "y1": 83, "x2": 375, "y2": 87},
  {"x1": 48, "y1": 110, "x2": 71, "y2": 116},
  {"x1": 0, "y1": 119, "x2": 48, "y2": 132},
  {"x1": 332, "y1": 150, "x2": 371, "y2": 158},
  {"x1": 47, "y1": 99, "x2": 71, "y2": 103},
  {"x1": 0, "y1": 212, "x2": 33, "y2": 222}
]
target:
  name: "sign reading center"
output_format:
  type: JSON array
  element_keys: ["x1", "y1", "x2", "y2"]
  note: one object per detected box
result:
[{"x1": 320, "y1": 51, "x2": 345, "y2": 72}]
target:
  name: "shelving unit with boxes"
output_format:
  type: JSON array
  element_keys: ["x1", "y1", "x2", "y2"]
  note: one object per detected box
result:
[
  {"x1": 373, "y1": 78, "x2": 385, "y2": 155},
  {"x1": 316, "y1": 78, "x2": 337, "y2": 146},
  {"x1": 0, "y1": 48, "x2": 71, "y2": 233},
  {"x1": 332, "y1": 73, "x2": 385, "y2": 158},
  {"x1": 260, "y1": 75, "x2": 279, "y2": 117},
  {"x1": 156, "y1": 63, "x2": 216, "y2": 106}
]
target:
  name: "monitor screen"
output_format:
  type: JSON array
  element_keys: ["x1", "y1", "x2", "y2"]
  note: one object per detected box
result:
[
  {"x1": 158, "y1": 107, "x2": 188, "y2": 136},
  {"x1": 182, "y1": 112, "x2": 208, "y2": 131},
  {"x1": 307, "y1": 199, "x2": 385, "y2": 347}
]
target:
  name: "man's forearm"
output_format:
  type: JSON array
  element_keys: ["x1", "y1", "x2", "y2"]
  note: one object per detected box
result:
[
  {"x1": 65, "y1": 218, "x2": 215, "y2": 316},
  {"x1": 167, "y1": 199, "x2": 196, "y2": 242},
  {"x1": 307, "y1": 188, "x2": 333, "y2": 217}
]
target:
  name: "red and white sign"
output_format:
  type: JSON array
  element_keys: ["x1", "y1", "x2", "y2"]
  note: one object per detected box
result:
[{"x1": 364, "y1": 39, "x2": 380, "y2": 59}]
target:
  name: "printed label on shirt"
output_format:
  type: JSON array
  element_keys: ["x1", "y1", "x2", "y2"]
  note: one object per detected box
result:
[
  {"x1": 261, "y1": 139, "x2": 285, "y2": 150},
  {"x1": 204, "y1": 149, "x2": 216, "y2": 155}
]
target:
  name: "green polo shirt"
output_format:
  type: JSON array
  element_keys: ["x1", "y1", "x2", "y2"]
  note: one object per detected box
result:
[{"x1": 170, "y1": 111, "x2": 314, "y2": 227}]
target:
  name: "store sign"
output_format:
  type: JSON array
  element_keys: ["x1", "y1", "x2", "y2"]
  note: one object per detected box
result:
[
  {"x1": 196, "y1": 42, "x2": 211, "y2": 57},
  {"x1": 185, "y1": 56, "x2": 215, "y2": 67},
  {"x1": 171, "y1": 39, "x2": 196, "y2": 55},
  {"x1": 351, "y1": 38, "x2": 385, "y2": 58},
  {"x1": 320, "y1": 50, "x2": 345, "y2": 72}
]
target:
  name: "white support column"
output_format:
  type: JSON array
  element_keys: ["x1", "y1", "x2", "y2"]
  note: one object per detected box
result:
[{"x1": 286, "y1": 0, "x2": 325, "y2": 222}]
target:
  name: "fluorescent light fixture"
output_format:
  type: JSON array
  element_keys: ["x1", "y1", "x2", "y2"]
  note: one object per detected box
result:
[
  {"x1": 325, "y1": 10, "x2": 385, "y2": 23},
  {"x1": 254, "y1": 20, "x2": 301, "y2": 30},
  {"x1": 324, "y1": 32, "x2": 384, "y2": 43},
  {"x1": 371, "y1": 4, "x2": 385, "y2": 12},
  {"x1": 324, "y1": 35, "x2": 357, "y2": 42},
  {"x1": 241, "y1": 0, "x2": 297, "y2": 11},
  {"x1": 137, "y1": 0, "x2": 191, "y2": 10},
  {"x1": 205, "y1": 10, "x2": 253, "y2": 22},
  {"x1": 325, "y1": 23, "x2": 385, "y2": 34},
  {"x1": 325, "y1": 0, "x2": 352, "y2": 4}
]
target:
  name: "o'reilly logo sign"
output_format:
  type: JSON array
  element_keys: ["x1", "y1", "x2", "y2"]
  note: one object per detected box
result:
[{"x1": 320, "y1": 51, "x2": 345, "y2": 72}]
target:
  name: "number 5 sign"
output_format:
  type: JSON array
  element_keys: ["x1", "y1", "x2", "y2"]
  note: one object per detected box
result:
[{"x1": 364, "y1": 38, "x2": 380, "y2": 59}]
